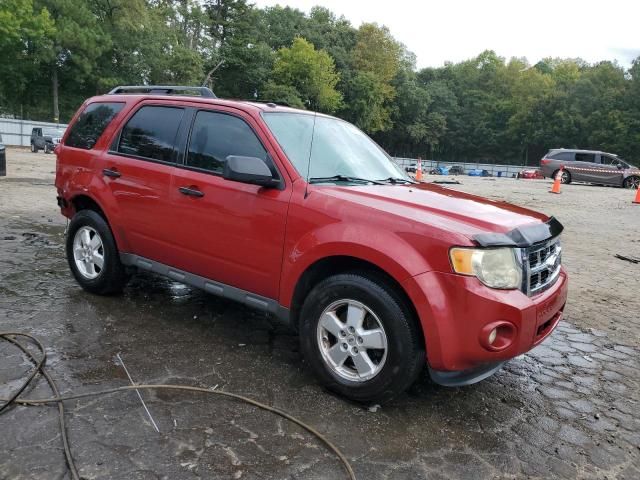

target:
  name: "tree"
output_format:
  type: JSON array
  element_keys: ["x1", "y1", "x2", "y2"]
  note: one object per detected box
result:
[
  {"x1": 35, "y1": 0, "x2": 111, "y2": 121},
  {"x1": 346, "y1": 23, "x2": 402, "y2": 133},
  {"x1": 0, "y1": 0, "x2": 54, "y2": 117},
  {"x1": 266, "y1": 37, "x2": 342, "y2": 112}
]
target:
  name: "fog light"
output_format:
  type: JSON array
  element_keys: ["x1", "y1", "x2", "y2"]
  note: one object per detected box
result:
[
  {"x1": 488, "y1": 328, "x2": 497, "y2": 345},
  {"x1": 479, "y1": 321, "x2": 517, "y2": 351}
]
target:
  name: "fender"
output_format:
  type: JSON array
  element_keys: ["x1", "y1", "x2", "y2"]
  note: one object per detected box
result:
[
  {"x1": 64, "y1": 180, "x2": 131, "y2": 253},
  {"x1": 278, "y1": 222, "x2": 435, "y2": 308}
]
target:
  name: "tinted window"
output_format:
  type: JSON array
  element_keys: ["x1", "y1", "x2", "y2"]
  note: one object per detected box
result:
[
  {"x1": 575, "y1": 152, "x2": 595, "y2": 162},
  {"x1": 550, "y1": 152, "x2": 574, "y2": 161},
  {"x1": 186, "y1": 111, "x2": 268, "y2": 174},
  {"x1": 65, "y1": 103, "x2": 124, "y2": 149},
  {"x1": 118, "y1": 106, "x2": 184, "y2": 162}
]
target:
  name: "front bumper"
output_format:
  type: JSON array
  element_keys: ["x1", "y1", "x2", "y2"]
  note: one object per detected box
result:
[{"x1": 403, "y1": 267, "x2": 568, "y2": 379}]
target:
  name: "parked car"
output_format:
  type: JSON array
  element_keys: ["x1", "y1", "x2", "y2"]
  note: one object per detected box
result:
[
  {"x1": 518, "y1": 169, "x2": 544, "y2": 180},
  {"x1": 55, "y1": 85, "x2": 568, "y2": 403},
  {"x1": 429, "y1": 166, "x2": 449, "y2": 175},
  {"x1": 0, "y1": 134, "x2": 6, "y2": 176},
  {"x1": 540, "y1": 149, "x2": 640, "y2": 189},
  {"x1": 468, "y1": 169, "x2": 492, "y2": 177},
  {"x1": 448, "y1": 165, "x2": 464, "y2": 175},
  {"x1": 31, "y1": 127, "x2": 67, "y2": 153},
  {"x1": 405, "y1": 165, "x2": 417, "y2": 173}
]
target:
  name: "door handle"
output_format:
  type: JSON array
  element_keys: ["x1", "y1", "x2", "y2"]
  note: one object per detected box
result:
[
  {"x1": 103, "y1": 168, "x2": 121, "y2": 178},
  {"x1": 179, "y1": 186, "x2": 205, "y2": 198}
]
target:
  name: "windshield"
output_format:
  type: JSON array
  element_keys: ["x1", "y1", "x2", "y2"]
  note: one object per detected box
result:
[{"x1": 262, "y1": 112, "x2": 408, "y2": 183}]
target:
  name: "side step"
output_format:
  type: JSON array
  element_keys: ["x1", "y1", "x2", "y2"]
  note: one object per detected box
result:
[{"x1": 120, "y1": 253, "x2": 290, "y2": 323}]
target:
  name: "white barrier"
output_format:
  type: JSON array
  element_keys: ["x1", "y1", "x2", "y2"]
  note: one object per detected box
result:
[
  {"x1": 0, "y1": 118, "x2": 69, "y2": 147},
  {"x1": 394, "y1": 157, "x2": 531, "y2": 177}
]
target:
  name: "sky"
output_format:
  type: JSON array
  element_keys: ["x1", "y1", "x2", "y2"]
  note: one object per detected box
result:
[{"x1": 252, "y1": 0, "x2": 640, "y2": 69}]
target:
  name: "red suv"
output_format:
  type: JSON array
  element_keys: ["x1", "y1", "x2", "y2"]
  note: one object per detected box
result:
[{"x1": 55, "y1": 86, "x2": 568, "y2": 403}]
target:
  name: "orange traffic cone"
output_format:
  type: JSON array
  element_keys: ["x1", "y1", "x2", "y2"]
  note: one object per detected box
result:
[
  {"x1": 416, "y1": 158, "x2": 423, "y2": 182},
  {"x1": 633, "y1": 184, "x2": 640, "y2": 204},
  {"x1": 550, "y1": 167, "x2": 563, "y2": 194}
]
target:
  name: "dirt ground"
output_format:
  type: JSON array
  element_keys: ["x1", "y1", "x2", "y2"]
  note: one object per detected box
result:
[{"x1": 1, "y1": 149, "x2": 639, "y2": 480}]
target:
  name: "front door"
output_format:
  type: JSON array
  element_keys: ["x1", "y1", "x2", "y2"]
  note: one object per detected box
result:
[
  {"x1": 97, "y1": 103, "x2": 186, "y2": 264},
  {"x1": 596, "y1": 154, "x2": 625, "y2": 186},
  {"x1": 168, "y1": 108, "x2": 291, "y2": 300},
  {"x1": 570, "y1": 152, "x2": 598, "y2": 182}
]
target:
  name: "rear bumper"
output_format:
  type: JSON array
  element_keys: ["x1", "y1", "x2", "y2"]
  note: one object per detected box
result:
[{"x1": 403, "y1": 267, "x2": 568, "y2": 375}]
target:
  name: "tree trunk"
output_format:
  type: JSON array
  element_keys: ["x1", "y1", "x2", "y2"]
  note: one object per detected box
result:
[{"x1": 52, "y1": 66, "x2": 59, "y2": 123}]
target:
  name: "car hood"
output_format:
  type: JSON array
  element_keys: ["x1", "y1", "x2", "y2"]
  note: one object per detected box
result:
[{"x1": 318, "y1": 182, "x2": 549, "y2": 243}]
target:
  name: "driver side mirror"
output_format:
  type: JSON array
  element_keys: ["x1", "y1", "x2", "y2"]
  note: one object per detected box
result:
[
  {"x1": 616, "y1": 163, "x2": 624, "y2": 170},
  {"x1": 223, "y1": 155, "x2": 280, "y2": 188}
]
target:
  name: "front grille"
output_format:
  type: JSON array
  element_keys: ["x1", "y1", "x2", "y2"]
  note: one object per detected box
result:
[{"x1": 524, "y1": 236, "x2": 562, "y2": 296}]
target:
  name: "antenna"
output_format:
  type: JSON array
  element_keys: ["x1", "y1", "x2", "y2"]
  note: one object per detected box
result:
[{"x1": 303, "y1": 112, "x2": 318, "y2": 199}]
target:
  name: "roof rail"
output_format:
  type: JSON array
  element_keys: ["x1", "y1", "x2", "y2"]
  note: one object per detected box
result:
[{"x1": 108, "y1": 85, "x2": 217, "y2": 98}]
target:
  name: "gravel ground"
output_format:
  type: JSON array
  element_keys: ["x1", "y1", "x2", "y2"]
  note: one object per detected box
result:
[{"x1": 1, "y1": 149, "x2": 639, "y2": 480}]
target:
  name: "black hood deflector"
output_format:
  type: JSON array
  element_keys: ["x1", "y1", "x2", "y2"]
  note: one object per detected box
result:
[{"x1": 473, "y1": 217, "x2": 564, "y2": 247}]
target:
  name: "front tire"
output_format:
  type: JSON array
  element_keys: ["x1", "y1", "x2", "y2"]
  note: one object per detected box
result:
[
  {"x1": 66, "y1": 210, "x2": 128, "y2": 295},
  {"x1": 299, "y1": 273, "x2": 425, "y2": 404},
  {"x1": 623, "y1": 176, "x2": 639, "y2": 189}
]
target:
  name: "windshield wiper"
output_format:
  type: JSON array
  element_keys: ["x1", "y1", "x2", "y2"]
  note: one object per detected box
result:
[
  {"x1": 376, "y1": 177, "x2": 416, "y2": 184},
  {"x1": 308, "y1": 175, "x2": 386, "y2": 185}
]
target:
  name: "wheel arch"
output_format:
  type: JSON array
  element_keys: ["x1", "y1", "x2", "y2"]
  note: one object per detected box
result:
[
  {"x1": 69, "y1": 194, "x2": 128, "y2": 252},
  {"x1": 287, "y1": 255, "x2": 424, "y2": 345},
  {"x1": 71, "y1": 194, "x2": 108, "y2": 219}
]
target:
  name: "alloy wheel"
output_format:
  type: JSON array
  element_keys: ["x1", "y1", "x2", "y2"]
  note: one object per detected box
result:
[
  {"x1": 625, "y1": 176, "x2": 640, "y2": 189},
  {"x1": 316, "y1": 299, "x2": 388, "y2": 382},
  {"x1": 72, "y1": 226, "x2": 105, "y2": 279}
]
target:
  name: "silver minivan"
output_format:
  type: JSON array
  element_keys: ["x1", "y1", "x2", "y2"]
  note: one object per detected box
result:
[{"x1": 540, "y1": 149, "x2": 640, "y2": 189}]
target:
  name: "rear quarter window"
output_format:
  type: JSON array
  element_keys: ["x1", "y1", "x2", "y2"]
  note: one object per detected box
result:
[{"x1": 65, "y1": 102, "x2": 124, "y2": 149}]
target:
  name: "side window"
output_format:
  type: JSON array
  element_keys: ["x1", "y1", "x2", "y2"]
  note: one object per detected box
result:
[
  {"x1": 118, "y1": 106, "x2": 184, "y2": 162},
  {"x1": 186, "y1": 110, "x2": 270, "y2": 175},
  {"x1": 65, "y1": 102, "x2": 124, "y2": 150},
  {"x1": 601, "y1": 155, "x2": 621, "y2": 167},
  {"x1": 575, "y1": 152, "x2": 595, "y2": 163},
  {"x1": 550, "y1": 152, "x2": 574, "y2": 161}
]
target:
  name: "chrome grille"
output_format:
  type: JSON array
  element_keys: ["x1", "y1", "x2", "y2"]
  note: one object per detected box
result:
[{"x1": 524, "y1": 236, "x2": 562, "y2": 296}]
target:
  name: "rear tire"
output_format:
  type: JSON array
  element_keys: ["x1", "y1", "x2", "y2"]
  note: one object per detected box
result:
[
  {"x1": 623, "y1": 176, "x2": 639, "y2": 189},
  {"x1": 553, "y1": 169, "x2": 571, "y2": 184},
  {"x1": 30, "y1": 143, "x2": 38, "y2": 153},
  {"x1": 299, "y1": 272, "x2": 425, "y2": 404},
  {"x1": 66, "y1": 210, "x2": 128, "y2": 295}
]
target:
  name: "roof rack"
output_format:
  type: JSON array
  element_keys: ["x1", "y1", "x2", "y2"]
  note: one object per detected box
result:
[{"x1": 108, "y1": 85, "x2": 217, "y2": 98}]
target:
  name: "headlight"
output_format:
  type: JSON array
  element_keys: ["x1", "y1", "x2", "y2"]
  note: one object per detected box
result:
[{"x1": 449, "y1": 247, "x2": 522, "y2": 289}]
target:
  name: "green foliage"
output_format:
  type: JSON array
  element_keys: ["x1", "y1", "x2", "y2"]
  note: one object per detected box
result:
[
  {"x1": 0, "y1": 0, "x2": 55, "y2": 116},
  {"x1": 345, "y1": 24, "x2": 403, "y2": 133},
  {"x1": 1, "y1": 1, "x2": 639, "y2": 164},
  {"x1": 268, "y1": 37, "x2": 341, "y2": 112}
]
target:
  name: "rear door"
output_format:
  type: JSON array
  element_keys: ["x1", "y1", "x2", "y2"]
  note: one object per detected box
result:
[
  {"x1": 33, "y1": 128, "x2": 44, "y2": 149},
  {"x1": 546, "y1": 151, "x2": 576, "y2": 179},
  {"x1": 96, "y1": 103, "x2": 186, "y2": 263},
  {"x1": 168, "y1": 106, "x2": 291, "y2": 299},
  {"x1": 571, "y1": 152, "x2": 598, "y2": 182}
]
